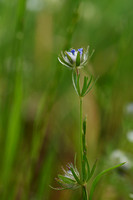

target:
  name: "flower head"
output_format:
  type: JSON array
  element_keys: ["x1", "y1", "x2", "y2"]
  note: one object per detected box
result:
[
  {"x1": 58, "y1": 46, "x2": 89, "y2": 69},
  {"x1": 51, "y1": 163, "x2": 81, "y2": 191}
]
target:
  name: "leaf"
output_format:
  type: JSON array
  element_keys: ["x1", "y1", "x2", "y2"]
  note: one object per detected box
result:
[
  {"x1": 70, "y1": 167, "x2": 82, "y2": 185},
  {"x1": 83, "y1": 117, "x2": 87, "y2": 135},
  {"x1": 65, "y1": 51, "x2": 73, "y2": 63},
  {"x1": 77, "y1": 74, "x2": 80, "y2": 95},
  {"x1": 81, "y1": 76, "x2": 88, "y2": 96},
  {"x1": 58, "y1": 57, "x2": 72, "y2": 69},
  {"x1": 87, "y1": 159, "x2": 98, "y2": 181},
  {"x1": 82, "y1": 117, "x2": 91, "y2": 182},
  {"x1": 89, "y1": 49, "x2": 95, "y2": 59},
  {"x1": 53, "y1": 176, "x2": 81, "y2": 191},
  {"x1": 82, "y1": 154, "x2": 90, "y2": 182},
  {"x1": 83, "y1": 76, "x2": 98, "y2": 97},
  {"x1": 49, "y1": 185, "x2": 69, "y2": 191},
  {"x1": 87, "y1": 75, "x2": 93, "y2": 89},
  {"x1": 84, "y1": 156, "x2": 90, "y2": 181},
  {"x1": 50, "y1": 184, "x2": 80, "y2": 191},
  {"x1": 89, "y1": 162, "x2": 125, "y2": 200},
  {"x1": 72, "y1": 72, "x2": 80, "y2": 96},
  {"x1": 58, "y1": 175, "x2": 75, "y2": 185},
  {"x1": 61, "y1": 51, "x2": 73, "y2": 67},
  {"x1": 72, "y1": 72, "x2": 79, "y2": 95},
  {"x1": 76, "y1": 51, "x2": 80, "y2": 66},
  {"x1": 55, "y1": 178, "x2": 68, "y2": 188}
]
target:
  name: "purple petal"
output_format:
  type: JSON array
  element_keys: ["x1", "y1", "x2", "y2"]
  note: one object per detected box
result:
[
  {"x1": 78, "y1": 48, "x2": 83, "y2": 54},
  {"x1": 71, "y1": 49, "x2": 75, "y2": 55}
]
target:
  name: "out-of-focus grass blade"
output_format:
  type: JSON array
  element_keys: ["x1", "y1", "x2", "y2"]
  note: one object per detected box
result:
[
  {"x1": 2, "y1": 71, "x2": 22, "y2": 196},
  {"x1": 89, "y1": 162, "x2": 125, "y2": 200},
  {"x1": 31, "y1": 94, "x2": 46, "y2": 161},
  {"x1": 36, "y1": 143, "x2": 56, "y2": 200}
]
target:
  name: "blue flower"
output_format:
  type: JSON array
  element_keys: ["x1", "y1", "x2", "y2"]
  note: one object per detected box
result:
[
  {"x1": 71, "y1": 49, "x2": 76, "y2": 55},
  {"x1": 77, "y1": 48, "x2": 83, "y2": 55},
  {"x1": 58, "y1": 46, "x2": 89, "y2": 69}
]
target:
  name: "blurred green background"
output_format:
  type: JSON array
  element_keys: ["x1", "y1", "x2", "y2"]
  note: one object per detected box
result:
[{"x1": 0, "y1": 0, "x2": 133, "y2": 199}]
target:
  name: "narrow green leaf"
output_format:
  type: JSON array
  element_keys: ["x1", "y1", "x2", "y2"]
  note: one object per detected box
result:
[
  {"x1": 54, "y1": 176, "x2": 81, "y2": 191},
  {"x1": 89, "y1": 49, "x2": 95, "y2": 59},
  {"x1": 89, "y1": 162, "x2": 125, "y2": 200},
  {"x1": 50, "y1": 184, "x2": 80, "y2": 191},
  {"x1": 82, "y1": 135, "x2": 86, "y2": 153},
  {"x1": 58, "y1": 175, "x2": 75, "y2": 184},
  {"x1": 84, "y1": 156, "x2": 90, "y2": 181},
  {"x1": 58, "y1": 56, "x2": 72, "y2": 69},
  {"x1": 65, "y1": 51, "x2": 73, "y2": 63},
  {"x1": 55, "y1": 178, "x2": 67, "y2": 187},
  {"x1": 82, "y1": 154, "x2": 87, "y2": 182},
  {"x1": 77, "y1": 74, "x2": 80, "y2": 95},
  {"x1": 72, "y1": 72, "x2": 79, "y2": 95},
  {"x1": 83, "y1": 76, "x2": 98, "y2": 97},
  {"x1": 81, "y1": 76, "x2": 88, "y2": 96},
  {"x1": 83, "y1": 117, "x2": 87, "y2": 135},
  {"x1": 87, "y1": 75, "x2": 93, "y2": 89},
  {"x1": 50, "y1": 185, "x2": 68, "y2": 191},
  {"x1": 70, "y1": 167, "x2": 82, "y2": 185},
  {"x1": 76, "y1": 51, "x2": 80, "y2": 66},
  {"x1": 82, "y1": 116, "x2": 90, "y2": 182},
  {"x1": 72, "y1": 72, "x2": 81, "y2": 96},
  {"x1": 52, "y1": 178, "x2": 77, "y2": 190},
  {"x1": 87, "y1": 159, "x2": 97, "y2": 181},
  {"x1": 61, "y1": 51, "x2": 73, "y2": 67}
]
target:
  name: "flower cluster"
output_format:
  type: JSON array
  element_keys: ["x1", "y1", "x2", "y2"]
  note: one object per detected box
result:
[
  {"x1": 52, "y1": 163, "x2": 81, "y2": 191},
  {"x1": 58, "y1": 46, "x2": 95, "y2": 97},
  {"x1": 58, "y1": 47, "x2": 89, "y2": 69}
]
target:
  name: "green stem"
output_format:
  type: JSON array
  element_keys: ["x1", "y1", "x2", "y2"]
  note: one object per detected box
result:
[
  {"x1": 83, "y1": 186, "x2": 88, "y2": 200},
  {"x1": 80, "y1": 97, "x2": 83, "y2": 178},
  {"x1": 80, "y1": 97, "x2": 88, "y2": 200}
]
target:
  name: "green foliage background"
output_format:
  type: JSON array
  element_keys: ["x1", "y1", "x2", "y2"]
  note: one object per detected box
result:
[{"x1": 0, "y1": 0, "x2": 133, "y2": 199}]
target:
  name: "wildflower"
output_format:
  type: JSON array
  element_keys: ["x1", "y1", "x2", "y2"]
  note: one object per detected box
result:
[
  {"x1": 58, "y1": 46, "x2": 89, "y2": 69},
  {"x1": 51, "y1": 163, "x2": 82, "y2": 191}
]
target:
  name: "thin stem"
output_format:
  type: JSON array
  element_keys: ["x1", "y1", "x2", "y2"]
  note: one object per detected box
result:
[
  {"x1": 80, "y1": 96, "x2": 88, "y2": 200},
  {"x1": 83, "y1": 186, "x2": 88, "y2": 200},
  {"x1": 80, "y1": 97, "x2": 83, "y2": 179}
]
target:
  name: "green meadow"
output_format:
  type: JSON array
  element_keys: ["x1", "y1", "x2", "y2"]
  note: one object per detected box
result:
[{"x1": 0, "y1": 0, "x2": 133, "y2": 199}]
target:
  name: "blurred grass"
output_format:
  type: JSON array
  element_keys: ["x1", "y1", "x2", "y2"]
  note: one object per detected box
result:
[{"x1": 0, "y1": 0, "x2": 133, "y2": 199}]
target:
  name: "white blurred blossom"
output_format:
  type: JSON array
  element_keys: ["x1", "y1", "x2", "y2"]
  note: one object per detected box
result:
[
  {"x1": 125, "y1": 103, "x2": 133, "y2": 114},
  {"x1": 27, "y1": 0, "x2": 44, "y2": 11},
  {"x1": 110, "y1": 150, "x2": 131, "y2": 169},
  {"x1": 129, "y1": 193, "x2": 133, "y2": 199},
  {"x1": 127, "y1": 131, "x2": 133, "y2": 143}
]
